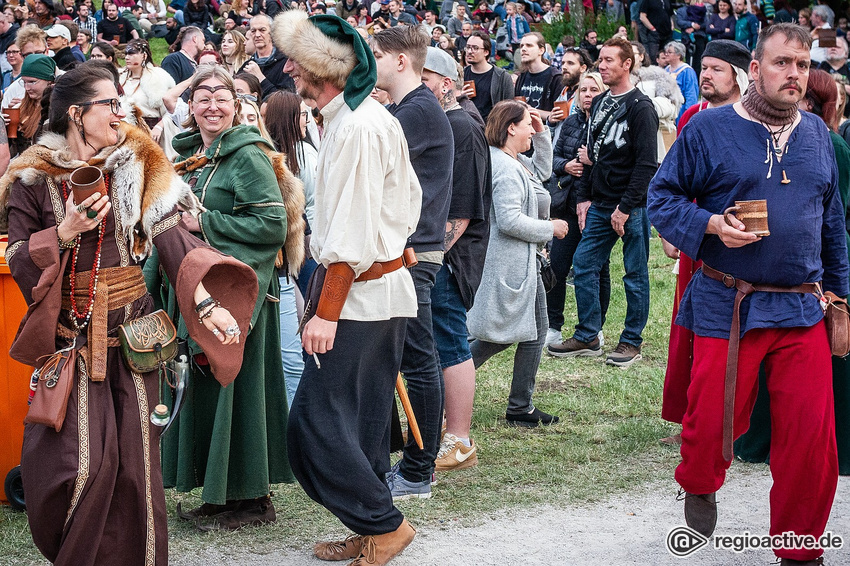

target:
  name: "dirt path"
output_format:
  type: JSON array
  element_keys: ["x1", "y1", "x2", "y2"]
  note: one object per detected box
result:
[{"x1": 171, "y1": 467, "x2": 850, "y2": 565}]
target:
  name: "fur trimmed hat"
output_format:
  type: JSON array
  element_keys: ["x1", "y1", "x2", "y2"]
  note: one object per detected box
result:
[{"x1": 272, "y1": 11, "x2": 377, "y2": 110}]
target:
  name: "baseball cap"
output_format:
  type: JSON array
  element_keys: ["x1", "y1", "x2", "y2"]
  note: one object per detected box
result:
[
  {"x1": 424, "y1": 46, "x2": 458, "y2": 81},
  {"x1": 46, "y1": 25, "x2": 71, "y2": 41}
]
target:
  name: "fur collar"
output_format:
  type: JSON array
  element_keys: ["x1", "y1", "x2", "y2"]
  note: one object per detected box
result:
[
  {"x1": 0, "y1": 123, "x2": 202, "y2": 261},
  {"x1": 634, "y1": 65, "x2": 685, "y2": 107}
]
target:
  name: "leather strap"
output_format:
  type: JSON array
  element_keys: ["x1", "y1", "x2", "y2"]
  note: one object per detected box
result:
[
  {"x1": 315, "y1": 257, "x2": 408, "y2": 321},
  {"x1": 700, "y1": 264, "x2": 818, "y2": 461},
  {"x1": 354, "y1": 257, "x2": 404, "y2": 282},
  {"x1": 61, "y1": 266, "x2": 148, "y2": 381}
]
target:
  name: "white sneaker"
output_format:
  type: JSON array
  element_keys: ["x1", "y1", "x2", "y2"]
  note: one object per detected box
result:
[
  {"x1": 545, "y1": 328, "x2": 562, "y2": 346},
  {"x1": 597, "y1": 331, "x2": 605, "y2": 348}
]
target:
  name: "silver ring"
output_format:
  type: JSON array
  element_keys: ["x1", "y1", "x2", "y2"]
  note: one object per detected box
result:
[
  {"x1": 76, "y1": 203, "x2": 85, "y2": 213},
  {"x1": 225, "y1": 325, "x2": 239, "y2": 336},
  {"x1": 211, "y1": 328, "x2": 220, "y2": 336}
]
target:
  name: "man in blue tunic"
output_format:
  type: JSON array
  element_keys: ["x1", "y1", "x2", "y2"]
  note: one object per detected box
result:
[{"x1": 649, "y1": 24, "x2": 848, "y2": 566}]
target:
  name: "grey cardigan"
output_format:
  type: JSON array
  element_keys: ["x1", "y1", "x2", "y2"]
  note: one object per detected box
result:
[{"x1": 468, "y1": 131, "x2": 553, "y2": 344}]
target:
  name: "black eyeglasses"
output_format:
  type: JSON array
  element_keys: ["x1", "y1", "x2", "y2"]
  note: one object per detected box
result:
[{"x1": 79, "y1": 98, "x2": 121, "y2": 114}]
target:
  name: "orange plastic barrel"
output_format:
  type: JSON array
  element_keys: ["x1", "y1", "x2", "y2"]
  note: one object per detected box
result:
[{"x1": 0, "y1": 239, "x2": 31, "y2": 505}]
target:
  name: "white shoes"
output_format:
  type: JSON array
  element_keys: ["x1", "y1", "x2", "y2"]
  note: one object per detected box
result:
[{"x1": 545, "y1": 328, "x2": 561, "y2": 346}]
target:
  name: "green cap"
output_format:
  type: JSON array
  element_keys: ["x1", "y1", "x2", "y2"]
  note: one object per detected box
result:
[
  {"x1": 309, "y1": 15, "x2": 377, "y2": 111},
  {"x1": 20, "y1": 54, "x2": 56, "y2": 82}
]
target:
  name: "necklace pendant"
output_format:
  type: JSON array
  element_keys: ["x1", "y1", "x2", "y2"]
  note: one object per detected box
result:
[{"x1": 781, "y1": 170, "x2": 791, "y2": 185}]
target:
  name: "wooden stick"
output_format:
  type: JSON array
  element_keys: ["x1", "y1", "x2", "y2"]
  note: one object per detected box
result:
[{"x1": 396, "y1": 373, "x2": 423, "y2": 450}]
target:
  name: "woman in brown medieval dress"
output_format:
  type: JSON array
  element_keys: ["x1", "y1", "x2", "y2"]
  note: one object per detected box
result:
[{"x1": 3, "y1": 63, "x2": 258, "y2": 566}]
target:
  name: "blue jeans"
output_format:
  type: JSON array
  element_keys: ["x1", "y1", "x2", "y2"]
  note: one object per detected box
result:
[
  {"x1": 431, "y1": 264, "x2": 472, "y2": 369},
  {"x1": 572, "y1": 205, "x2": 650, "y2": 347},
  {"x1": 547, "y1": 206, "x2": 611, "y2": 332},
  {"x1": 398, "y1": 261, "x2": 444, "y2": 483},
  {"x1": 279, "y1": 276, "x2": 305, "y2": 406}
]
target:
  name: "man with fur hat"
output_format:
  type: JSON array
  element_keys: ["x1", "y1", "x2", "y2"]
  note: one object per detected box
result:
[
  {"x1": 273, "y1": 10, "x2": 421, "y2": 566},
  {"x1": 659, "y1": 38, "x2": 752, "y2": 446}
]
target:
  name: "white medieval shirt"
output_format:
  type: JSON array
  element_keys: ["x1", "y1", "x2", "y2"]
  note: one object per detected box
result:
[{"x1": 311, "y1": 92, "x2": 421, "y2": 322}]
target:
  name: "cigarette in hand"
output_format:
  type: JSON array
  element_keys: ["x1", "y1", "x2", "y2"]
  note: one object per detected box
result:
[{"x1": 313, "y1": 352, "x2": 321, "y2": 369}]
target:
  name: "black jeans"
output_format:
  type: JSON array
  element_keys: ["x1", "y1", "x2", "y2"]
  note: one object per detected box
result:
[
  {"x1": 287, "y1": 318, "x2": 407, "y2": 535},
  {"x1": 398, "y1": 261, "x2": 444, "y2": 483},
  {"x1": 546, "y1": 206, "x2": 611, "y2": 332}
]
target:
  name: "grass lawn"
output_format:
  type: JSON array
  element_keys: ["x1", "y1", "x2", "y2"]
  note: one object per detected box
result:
[{"x1": 0, "y1": 232, "x2": 686, "y2": 565}]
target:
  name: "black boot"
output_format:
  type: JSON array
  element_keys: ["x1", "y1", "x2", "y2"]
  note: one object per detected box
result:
[{"x1": 779, "y1": 558, "x2": 824, "y2": 565}]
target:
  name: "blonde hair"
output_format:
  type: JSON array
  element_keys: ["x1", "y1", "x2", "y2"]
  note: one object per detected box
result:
[
  {"x1": 239, "y1": 97, "x2": 272, "y2": 142},
  {"x1": 222, "y1": 29, "x2": 249, "y2": 74},
  {"x1": 580, "y1": 71, "x2": 607, "y2": 94},
  {"x1": 182, "y1": 65, "x2": 242, "y2": 131}
]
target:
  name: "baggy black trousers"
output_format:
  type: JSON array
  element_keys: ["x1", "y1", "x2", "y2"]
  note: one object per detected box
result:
[{"x1": 287, "y1": 317, "x2": 407, "y2": 535}]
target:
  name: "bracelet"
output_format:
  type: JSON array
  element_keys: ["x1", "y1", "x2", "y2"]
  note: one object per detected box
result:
[
  {"x1": 195, "y1": 296, "x2": 215, "y2": 313},
  {"x1": 197, "y1": 301, "x2": 220, "y2": 324},
  {"x1": 56, "y1": 225, "x2": 78, "y2": 250}
]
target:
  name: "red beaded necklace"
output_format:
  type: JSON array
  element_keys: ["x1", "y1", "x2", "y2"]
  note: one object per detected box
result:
[{"x1": 61, "y1": 173, "x2": 110, "y2": 331}]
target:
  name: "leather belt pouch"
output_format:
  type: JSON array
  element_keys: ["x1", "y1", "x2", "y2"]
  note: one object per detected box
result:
[
  {"x1": 25, "y1": 347, "x2": 77, "y2": 432},
  {"x1": 823, "y1": 291, "x2": 850, "y2": 357},
  {"x1": 118, "y1": 309, "x2": 178, "y2": 373}
]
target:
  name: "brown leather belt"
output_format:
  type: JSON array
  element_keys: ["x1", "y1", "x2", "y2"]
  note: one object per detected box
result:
[
  {"x1": 61, "y1": 265, "x2": 149, "y2": 382},
  {"x1": 700, "y1": 264, "x2": 819, "y2": 462},
  {"x1": 355, "y1": 257, "x2": 405, "y2": 282}
]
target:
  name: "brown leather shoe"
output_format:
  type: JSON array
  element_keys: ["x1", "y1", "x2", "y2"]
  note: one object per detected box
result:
[
  {"x1": 314, "y1": 535, "x2": 364, "y2": 561},
  {"x1": 681, "y1": 491, "x2": 717, "y2": 537},
  {"x1": 348, "y1": 519, "x2": 416, "y2": 565},
  {"x1": 176, "y1": 501, "x2": 235, "y2": 521},
  {"x1": 196, "y1": 495, "x2": 276, "y2": 531}
]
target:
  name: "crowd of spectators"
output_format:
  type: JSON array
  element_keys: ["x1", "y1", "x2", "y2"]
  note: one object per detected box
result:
[{"x1": 4, "y1": 1, "x2": 850, "y2": 564}]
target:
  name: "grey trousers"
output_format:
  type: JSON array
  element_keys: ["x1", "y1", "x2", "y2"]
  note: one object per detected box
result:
[{"x1": 470, "y1": 274, "x2": 547, "y2": 414}]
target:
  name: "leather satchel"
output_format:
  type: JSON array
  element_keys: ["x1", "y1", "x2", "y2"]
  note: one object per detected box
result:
[
  {"x1": 25, "y1": 347, "x2": 77, "y2": 432},
  {"x1": 118, "y1": 310, "x2": 178, "y2": 373},
  {"x1": 822, "y1": 291, "x2": 850, "y2": 357}
]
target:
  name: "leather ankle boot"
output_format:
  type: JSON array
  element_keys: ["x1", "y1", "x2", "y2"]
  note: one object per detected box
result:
[{"x1": 681, "y1": 491, "x2": 717, "y2": 537}]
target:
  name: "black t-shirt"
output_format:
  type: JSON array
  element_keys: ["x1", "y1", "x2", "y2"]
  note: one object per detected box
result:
[
  {"x1": 818, "y1": 60, "x2": 850, "y2": 81},
  {"x1": 97, "y1": 16, "x2": 132, "y2": 43},
  {"x1": 465, "y1": 66, "x2": 494, "y2": 123},
  {"x1": 161, "y1": 51, "x2": 196, "y2": 84},
  {"x1": 641, "y1": 0, "x2": 673, "y2": 36},
  {"x1": 514, "y1": 66, "x2": 561, "y2": 112},
  {"x1": 445, "y1": 107, "x2": 491, "y2": 309},
  {"x1": 390, "y1": 84, "x2": 455, "y2": 253}
]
